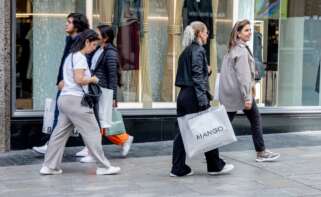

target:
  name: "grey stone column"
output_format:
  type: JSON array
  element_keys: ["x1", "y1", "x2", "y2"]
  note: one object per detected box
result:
[{"x1": 0, "y1": 0, "x2": 12, "y2": 152}]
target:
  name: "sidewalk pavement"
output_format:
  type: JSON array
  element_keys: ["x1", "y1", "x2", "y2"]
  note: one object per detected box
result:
[{"x1": 2, "y1": 131, "x2": 321, "y2": 197}]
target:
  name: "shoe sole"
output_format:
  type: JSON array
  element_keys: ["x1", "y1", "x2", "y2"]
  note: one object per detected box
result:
[
  {"x1": 75, "y1": 153, "x2": 89, "y2": 157},
  {"x1": 80, "y1": 159, "x2": 96, "y2": 163},
  {"x1": 32, "y1": 148, "x2": 46, "y2": 154},
  {"x1": 169, "y1": 171, "x2": 194, "y2": 177},
  {"x1": 208, "y1": 165, "x2": 234, "y2": 175},
  {"x1": 96, "y1": 169, "x2": 121, "y2": 175},
  {"x1": 40, "y1": 170, "x2": 63, "y2": 175},
  {"x1": 256, "y1": 154, "x2": 280, "y2": 162}
]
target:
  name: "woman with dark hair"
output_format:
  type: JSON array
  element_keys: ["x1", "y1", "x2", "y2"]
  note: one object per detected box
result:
[
  {"x1": 77, "y1": 24, "x2": 134, "y2": 163},
  {"x1": 219, "y1": 19, "x2": 280, "y2": 162},
  {"x1": 40, "y1": 29, "x2": 121, "y2": 175},
  {"x1": 170, "y1": 21, "x2": 234, "y2": 177},
  {"x1": 33, "y1": 12, "x2": 90, "y2": 154}
]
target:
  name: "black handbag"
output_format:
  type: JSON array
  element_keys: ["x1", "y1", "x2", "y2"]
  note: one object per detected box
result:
[
  {"x1": 80, "y1": 83, "x2": 102, "y2": 108},
  {"x1": 71, "y1": 54, "x2": 102, "y2": 108}
]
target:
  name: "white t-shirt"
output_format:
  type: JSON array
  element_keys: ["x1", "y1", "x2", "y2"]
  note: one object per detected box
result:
[{"x1": 61, "y1": 52, "x2": 91, "y2": 97}]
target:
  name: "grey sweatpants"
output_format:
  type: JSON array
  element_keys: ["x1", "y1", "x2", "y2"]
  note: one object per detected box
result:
[{"x1": 43, "y1": 95, "x2": 111, "y2": 170}]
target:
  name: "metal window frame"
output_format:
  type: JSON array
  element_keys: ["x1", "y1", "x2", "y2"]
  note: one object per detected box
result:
[
  {"x1": 10, "y1": 0, "x2": 321, "y2": 118},
  {"x1": 11, "y1": 0, "x2": 16, "y2": 117}
]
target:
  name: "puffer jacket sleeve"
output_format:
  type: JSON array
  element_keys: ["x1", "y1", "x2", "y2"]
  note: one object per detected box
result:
[
  {"x1": 104, "y1": 49, "x2": 118, "y2": 100},
  {"x1": 191, "y1": 47, "x2": 208, "y2": 107}
]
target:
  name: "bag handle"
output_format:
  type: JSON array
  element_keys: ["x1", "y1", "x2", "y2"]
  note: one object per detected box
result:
[{"x1": 71, "y1": 53, "x2": 89, "y2": 95}]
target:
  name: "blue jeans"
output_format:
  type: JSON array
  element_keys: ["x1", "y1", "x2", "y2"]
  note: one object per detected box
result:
[{"x1": 52, "y1": 90, "x2": 61, "y2": 131}]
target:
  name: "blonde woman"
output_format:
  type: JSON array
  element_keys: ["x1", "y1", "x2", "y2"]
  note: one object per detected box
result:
[{"x1": 170, "y1": 21, "x2": 234, "y2": 177}]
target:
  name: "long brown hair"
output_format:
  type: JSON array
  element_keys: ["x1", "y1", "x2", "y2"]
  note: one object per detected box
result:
[{"x1": 228, "y1": 19, "x2": 250, "y2": 51}]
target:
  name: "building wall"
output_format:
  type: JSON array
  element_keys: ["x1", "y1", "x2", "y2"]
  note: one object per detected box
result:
[{"x1": 0, "y1": 0, "x2": 11, "y2": 152}]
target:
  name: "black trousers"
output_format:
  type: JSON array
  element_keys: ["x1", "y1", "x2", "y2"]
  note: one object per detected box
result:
[
  {"x1": 227, "y1": 99, "x2": 265, "y2": 152},
  {"x1": 171, "y1": 87, "x2": 225, "y2": 176}
]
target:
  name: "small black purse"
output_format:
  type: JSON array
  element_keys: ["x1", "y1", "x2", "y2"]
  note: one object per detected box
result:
[{"x1": 80, "y1": 83, "x2": 102, "y2": 108}]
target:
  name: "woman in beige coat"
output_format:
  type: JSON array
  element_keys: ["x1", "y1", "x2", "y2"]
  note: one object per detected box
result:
[{"x1": 219, "y1": 19, "x2": 280, "y2": 162}]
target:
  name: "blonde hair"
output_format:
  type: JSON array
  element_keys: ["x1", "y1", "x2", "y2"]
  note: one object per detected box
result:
[
  {"x1": 182, "y1": 21, "x2": 207, "y2": 48},
  {"x1": 228, "y1": 19, "x2": 250, "y2": 51}
]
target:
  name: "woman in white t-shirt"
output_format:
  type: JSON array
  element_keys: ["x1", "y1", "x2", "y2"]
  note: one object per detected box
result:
[{"x1": 40, "y1": 29, "x2": 121, "y2": 175}]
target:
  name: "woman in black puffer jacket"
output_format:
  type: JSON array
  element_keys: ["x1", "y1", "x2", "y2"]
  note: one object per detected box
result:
[{"x1": 76, "y1": 25, "x2": 134, "y2": 163}]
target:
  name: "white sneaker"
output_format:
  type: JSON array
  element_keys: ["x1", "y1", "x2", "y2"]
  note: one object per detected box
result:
[
  {"x1": 40, "y1": 166, "x2": 63, "y2": 175},
  {"x1": 122, "y1": 135, "x2": 134, "y2": 157},
  {"x1": 75, "y1": 147, "x2": 89, "y2": 157},
  {"x1": 96, "y1": 166, "x2": 121, "y2": 175},
  {"x1": 80, "y1": 155, "x2": 96, "y2": 163},
  {"x1": 208, "y1": 164, "x2": 234, "y2": 175},
  {"x1": 32, "y1": 143, "x2": 48, "y2": 154}
]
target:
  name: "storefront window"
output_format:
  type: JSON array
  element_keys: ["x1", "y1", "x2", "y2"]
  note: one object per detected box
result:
[
  {"x1": 15, "y1": 0, "x2": 321, "y2": 114},
  {"x1": 15, "y1": 0, "x2": 85, "y2": 110},
  {"x1": 253, "y1": 0, "x2": 321, "y2": 107},
  {"x1": 93, "y1": 0, "x2": 145, "y2": 105}
]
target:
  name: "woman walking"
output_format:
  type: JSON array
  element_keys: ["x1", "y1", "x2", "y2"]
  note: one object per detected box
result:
[
  {"x1": 219, "y1": 19, "x2": 280, "y2": 162},
  {"x1": 40, "y1": 29, "x2": 120, "y2": 175},
  {"x1": 77, "y1": 24, "x2": 134, "y2": 162},
  {"x1": 170, "y1": 21, "x2": 234, "y2": 177}
]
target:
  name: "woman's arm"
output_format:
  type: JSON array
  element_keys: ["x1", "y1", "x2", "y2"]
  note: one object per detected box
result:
[
  {"x1": 191, "y1": 49, "x2": 208, "y2": 107},
  {"x1": 234, "y1": 49, "x2": 252, "y2": 102},
  {"x1": 74, "y1": 69, "x2": 98, "y2": 85}
]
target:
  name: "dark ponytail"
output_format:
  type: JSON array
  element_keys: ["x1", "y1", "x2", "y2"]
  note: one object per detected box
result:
[
  {"x1": 97, "y1": 24, "x2": 115, "y2": 45},
  {"x1": 97, "y1": 24, "x2": 122, "y2": 87},
  {"x1": 70, "y1": 29, "x2": 99, "y2": 53}
]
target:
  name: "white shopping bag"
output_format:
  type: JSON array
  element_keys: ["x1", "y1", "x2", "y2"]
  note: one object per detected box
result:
[
  {"x1": 98, "y1": 87, "x2": 113, "y2": 128},
  {"x1": 213, "y1": 73, "x2": 220, "y2": 101},
  {"x1": 42, "y1": 98, "x2": 55, "y2": 134},
  {"x1": 178, "y1": 105, "x2": 237, "y2": 158}
]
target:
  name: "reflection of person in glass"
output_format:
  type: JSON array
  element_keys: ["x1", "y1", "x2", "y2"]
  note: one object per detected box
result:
[
  {"x1": 40, "y1": 30, "x2": 121, "y2": 175},
  {"x1": 219, "y1": 20, "x2": 280, "y2": 162},
  {"x1": 77, "y1": 25, "x2": 134, "y2": 163},
  {"x1": 33, "y1": 13, "x2": 90, "y2": 154},
  {"x1": 170, "y1": 21, "x2": 234, "y2": 177}
]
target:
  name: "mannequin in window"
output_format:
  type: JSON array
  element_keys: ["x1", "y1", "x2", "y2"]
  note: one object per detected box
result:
[{"x1": 182, "y1": 0, "x2": 213, "y2": 63}]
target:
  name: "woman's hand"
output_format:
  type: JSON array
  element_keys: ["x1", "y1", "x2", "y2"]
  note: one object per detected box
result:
[
  {"x1": 113, "y1": 100, "x2": 118, "y2": 108},
  {"x1": 208, "y1": 65, "x2": 212, "y2": 76},
  {"x1": 244, "y1": 100, "x2": 252, "y2": 110},
  {"x1": 90, "y1": 75, "x2": 99, "y2": 84},
  {"x1": 100, "y1": 128, "x2": 106, "y2": 136},
  {"x1": 57, "y1": 80, "x2": 64, "y2": 90}
]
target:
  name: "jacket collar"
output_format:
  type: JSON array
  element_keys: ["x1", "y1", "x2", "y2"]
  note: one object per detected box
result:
[
  {"x1": 102, "y1": 42, "x2": 114, "y2": 50},
  {"x1": 236, "y1": 39, "x2": 248, "y2": 48},
  {"x1": 93, "y1": 43, "x2": 116, "y2": 72},
  {"x1": 191, "y1": 40, "x2": 203, "y2": 46}
]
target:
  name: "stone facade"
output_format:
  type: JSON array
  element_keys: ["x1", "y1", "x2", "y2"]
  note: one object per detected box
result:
[{"x1": 0, "y1": 0, "x2": 11, "y2": 152}]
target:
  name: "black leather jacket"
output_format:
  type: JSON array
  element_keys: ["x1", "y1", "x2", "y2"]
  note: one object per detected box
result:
[
  {"x1": 175, "y1": 41, "x2": 212, "y2": 107},
  {"x1": 92, "y1": 43, "x2": 119, "y2": 100}
]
